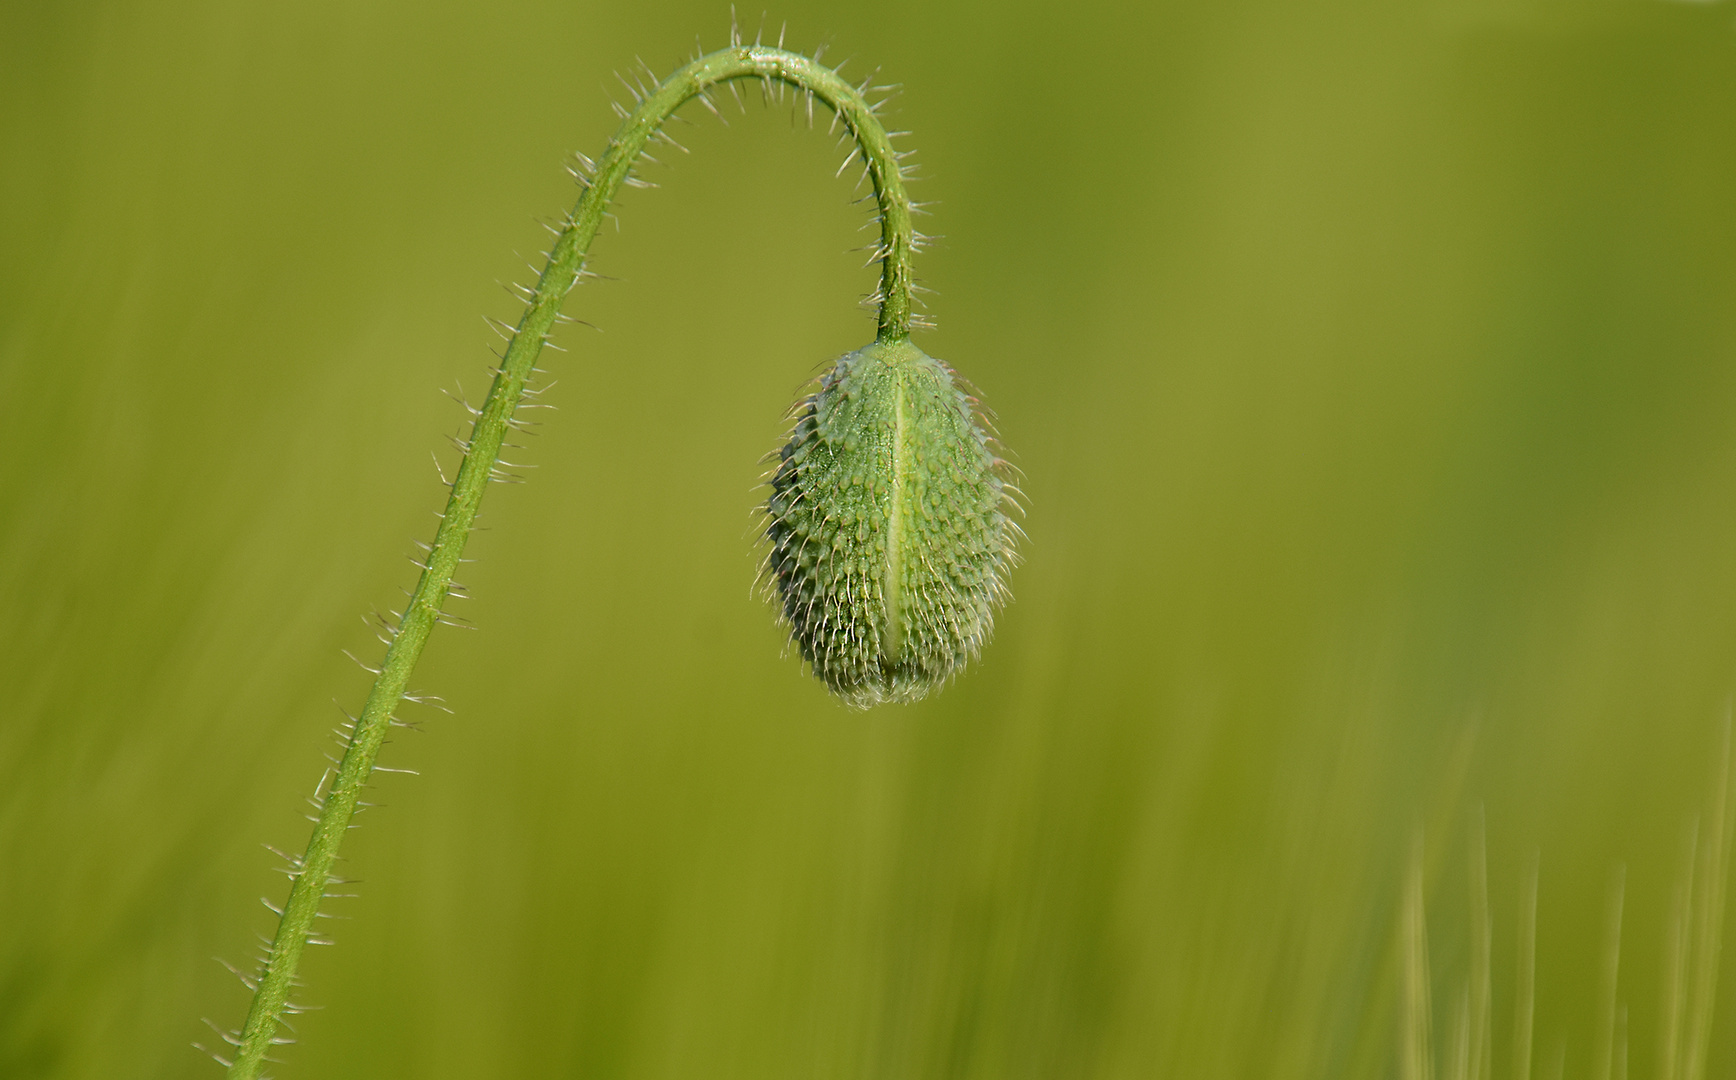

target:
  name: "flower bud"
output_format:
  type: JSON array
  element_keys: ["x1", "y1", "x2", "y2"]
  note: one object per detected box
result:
[{"x1": 763, "y1": 339, "x2": 1017, "y2": 706}]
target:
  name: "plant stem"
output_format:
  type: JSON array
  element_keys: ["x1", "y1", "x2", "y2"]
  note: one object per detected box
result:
[{"x1": 225, "y1": 44, "x2": 918, "y2": 1078}]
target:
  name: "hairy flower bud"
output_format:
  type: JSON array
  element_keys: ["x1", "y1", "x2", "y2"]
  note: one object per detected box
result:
[{"x1": 763, "y1": 339, "x2": 1018, "y2": 706}]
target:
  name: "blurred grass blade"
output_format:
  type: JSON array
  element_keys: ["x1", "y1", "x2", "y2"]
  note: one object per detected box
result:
[
  {"x1": 1661, "y1": 820, "x2": 1698, "y2": 1080},
  {"x1": 1445, "y1": 984, "x2": 1470, "y2": 1080},
  {"x1": 1685, "y1": 711, "x2": 1736, "y2": 1080},
  {"x1": 1514, "y1": 852, "x2": 1539, "y2": 1080},
  {"x1": 1403, "y1": 831, "x2": 1434, "y2": 1080},
  {"x1": 1592, "y1": 864, "x2": 1626, "y2": 1080},
  {"x1": 1615, "y1": 1003, "x2": 1628, "y2": 1080},
  {"x1": 1469, "y1": 807, "x2": 1491, "y2": 1080}
]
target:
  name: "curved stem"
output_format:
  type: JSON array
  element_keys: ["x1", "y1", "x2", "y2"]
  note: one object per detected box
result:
[{"x1": 224, "y1": 45, "x2": 918, "y2": 1078}]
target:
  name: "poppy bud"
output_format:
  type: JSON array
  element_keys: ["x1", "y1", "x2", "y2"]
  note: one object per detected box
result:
[{"x1": 764, "y1": 338, "x2": 1018, "y2": 706}]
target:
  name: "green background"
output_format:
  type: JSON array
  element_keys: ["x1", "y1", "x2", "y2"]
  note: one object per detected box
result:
[{"x1": 5, "y1": 0, "x2": 1736, "y2": 1076}]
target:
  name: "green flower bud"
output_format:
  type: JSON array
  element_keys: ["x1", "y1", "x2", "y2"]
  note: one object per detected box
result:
[{"x1": 764, "y1": 339, "x2": 1018, "y2": 706}]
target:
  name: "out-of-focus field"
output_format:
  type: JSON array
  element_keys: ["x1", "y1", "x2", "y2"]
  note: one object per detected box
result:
[{"x1": 5, "y1": 0, "x2": 1736, "y2": 1076}]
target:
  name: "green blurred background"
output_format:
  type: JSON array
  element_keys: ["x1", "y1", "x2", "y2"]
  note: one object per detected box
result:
[{"x1": 6, "y1": 0, "x2": 1736, "y2": 1076}]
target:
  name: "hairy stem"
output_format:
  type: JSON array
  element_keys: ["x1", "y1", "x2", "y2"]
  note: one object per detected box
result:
[{"x1": 225, "y1": 44, "x2": 918, "y2": 1078}]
